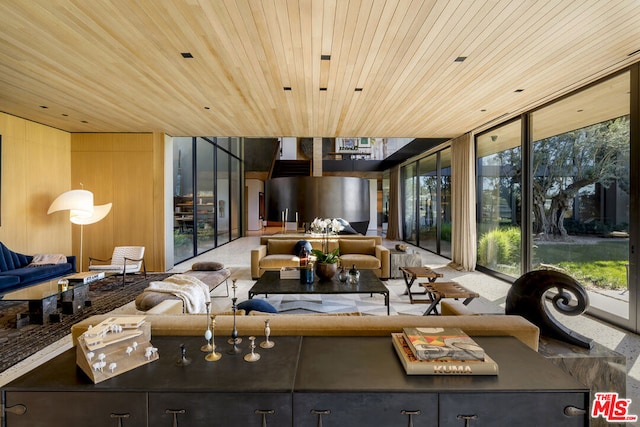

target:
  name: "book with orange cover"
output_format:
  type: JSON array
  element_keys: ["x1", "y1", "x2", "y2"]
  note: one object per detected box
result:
[
  {"x1": 391, "y1": 333, "x2": 498, "y2": 376},
  {"x1": 402, "y1": 327, "x2": 485, "y2": 361}
]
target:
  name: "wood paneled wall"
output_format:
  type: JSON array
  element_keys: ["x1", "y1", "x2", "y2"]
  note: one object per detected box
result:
[
  {"x1": 71, "y1": 133, "x2": 166, "y2": 272},
  {"x1": 0, "y1": 112, "x2": 72, "y2": 255}
]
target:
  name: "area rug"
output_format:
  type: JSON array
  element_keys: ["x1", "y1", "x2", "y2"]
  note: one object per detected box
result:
[{"x1": 0, "y1": 273, "x2": 171, "y2": 373}]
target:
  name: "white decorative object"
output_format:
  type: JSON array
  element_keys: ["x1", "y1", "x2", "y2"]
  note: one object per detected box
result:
[{"x1": 76, "y1": 316, "x2": 158, "y2": 384}]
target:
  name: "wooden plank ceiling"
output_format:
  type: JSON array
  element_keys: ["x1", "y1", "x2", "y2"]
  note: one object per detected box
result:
[{"x1": 0, "y1": 0, "x2": 638, "y2": 139}]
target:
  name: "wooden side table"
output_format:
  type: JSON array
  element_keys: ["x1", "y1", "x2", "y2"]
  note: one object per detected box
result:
[
  {"x1": 398, "y1": 266, "x2": 444, "y2": 304},
  {"x1": 420, "y1": 281, "x2": 479, "y2": 315}
]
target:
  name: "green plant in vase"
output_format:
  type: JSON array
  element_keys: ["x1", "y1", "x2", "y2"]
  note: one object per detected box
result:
[{"x1": 311, "y1": 248, "x2": 340, "y2": 280}]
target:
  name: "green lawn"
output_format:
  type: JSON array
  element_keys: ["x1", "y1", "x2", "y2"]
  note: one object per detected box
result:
[{"x1": 533, "y1": 240, "x2": 629, "y2": 290}]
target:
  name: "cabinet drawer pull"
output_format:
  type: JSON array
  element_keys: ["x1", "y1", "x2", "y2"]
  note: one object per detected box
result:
[
  {"x1": 5, "y1": 404, "x2": 27, "y2": 416},
  {"x1": 255, "y1": 409, "x2": 275, "y2": 427},
  {"x1": 564, "y1": 406, "x2": 587, "y2": 417},
  {"x1": 457, "y1": 414, "x2": 478, "y2": 427},
  {"x1": 165, "y1": 409, "x2": 186, "y2": 427},
  {"x1": 110, "y1": 413, "x2": 130, "y2": 427},
  {"x1": 310, "y1": 409, "x2": 331, "y2": 427},
  {"x1": 401, "y1": 409, "x2": 421, "y2": 427}
]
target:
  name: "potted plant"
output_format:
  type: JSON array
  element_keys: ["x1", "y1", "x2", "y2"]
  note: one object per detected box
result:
[{"x1": 311, "y1": 247, "x2": 341, "y2": 280}]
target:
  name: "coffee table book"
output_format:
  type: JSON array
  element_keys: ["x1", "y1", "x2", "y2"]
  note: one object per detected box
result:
[
  {"x1": 279, "y1": 267, "x2": 299, "y2": 279},
  {"x1": 402, "y1": 326, "x2": 485, "y2": 361},
  {"x1": 66, "y1": 271, "x2": 105, "y2": 284},
  {"x1": 391, "y1": 333, "x2": 498, "y2": 375}
]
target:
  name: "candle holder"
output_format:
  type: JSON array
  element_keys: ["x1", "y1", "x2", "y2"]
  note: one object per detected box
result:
[
  {"x1": 227, "y1": 279, "x2": 242, "y2": 354},
  {"x1": 244, "y1": 336, "x2": 260, "y2": 362},
  {"x1": 205, "y1": 316, "x2": 222, "y2": 362},
  {"x1": 260, "y1": 319, "x2": 275, "y2": 349},
  {"x1": 176, "y1": 343, "x2": 192, "y2": 366},
  {"x1": 201, "y1": 301, "x2": 213, "y2": 352}
]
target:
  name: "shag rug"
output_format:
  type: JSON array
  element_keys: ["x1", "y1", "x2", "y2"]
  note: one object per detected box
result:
[{"x1": 0, "y1": 273, "x2": 171, "y2": 373}]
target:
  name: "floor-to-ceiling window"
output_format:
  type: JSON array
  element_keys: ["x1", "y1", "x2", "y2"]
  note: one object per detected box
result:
[
  {"x1": 173, "y1": 137, "x2": 243, "y2": 264},
  {"x1": 196, "y1": 138, "x2": 216, "y2": 254},
  {"x1": 216, "y1": 147, "x2": 230, "y2": 246},
  {"x1": 530, "y1": 71, "x2": 631, "y2": 328},
  {"x1": 402, "y1": 148, "x2": 452, "y2": 258},
  {"x1": 475, "y1": 69, "x2": 636, "y2": 331},
  {"x1": 174, "y1": 138, "x2": 195, "y2": 262},
  {"x1": 418, "y1": 155, "x2": 438, "y2": 253},
  {"x1": 402, "y1": 163, "x2": 417, "y2": 245},
  {"x1": 439, "y1": 148, "x2": 452, "y2": 258},
  {"x1": 476, "y1": 120, "x2": 522, "y2": 278}
]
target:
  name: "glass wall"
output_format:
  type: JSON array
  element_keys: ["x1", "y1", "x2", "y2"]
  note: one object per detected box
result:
[
  {"x1": 195, "y1": 138, "x2": 216, "y2": 254},
  {"x1": 173, "y1": 138, "x2": 195, "y2": 262},
  {"x1": 401, "y1": 148, "x2": 453, "y2": 258},
  {"x1": 402, "y1": 163, "x2": 417, "y2": 245},
  {"x1": 476, "y1": 120, "x2": 522, "y2": 277},
  {"x1": 475, "y1": 70, "x2": 635, "y2": 330},
  {"x1": 418, "y1": 155, "x2": 438, "y2": 253},
  {"x1": 440, "y1": 148, "x2": 452, "y2": 258},
  {"x1": 216, "y1": 148, "x2": 230, "y2": 246},
  {"x1": 530, "y1": 71, "x2": 630, "y2": 321},
  {"x1": 173, "y1": 137, "x2": 243, "y2": 264}
]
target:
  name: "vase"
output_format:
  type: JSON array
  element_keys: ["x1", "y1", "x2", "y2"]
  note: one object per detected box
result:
[{"x1": 316, "y1": 262, "x2": 337, "y2": 281}]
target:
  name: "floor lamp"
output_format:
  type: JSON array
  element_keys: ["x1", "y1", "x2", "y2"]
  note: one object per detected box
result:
[{"x1": 48, "y1": 189, "x2": 112, "y2": 272}]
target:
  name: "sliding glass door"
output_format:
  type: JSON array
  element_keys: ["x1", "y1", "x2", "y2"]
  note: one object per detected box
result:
[{"x1": 173, "y1": 137, "x2": 243, "y2": 264}]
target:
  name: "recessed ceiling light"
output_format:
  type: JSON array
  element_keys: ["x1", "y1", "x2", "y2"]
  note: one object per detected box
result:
[
  {"x1": 283, "y1": 87, "x2": 292, "y2": 91},
  {"x1": 321, "y1": 55, "x2": 331, "y2": 60},
  {"x1": 181, "y1": 52, "x2": 194, "y2": 58},
  {"x1": 454, "y1": 56, "x2": 467, "y2": 62},
  {"x1": 355, "y1": 88, "x2": 363, "y2": 92},
  {"x1": 514, "y1": 89, "x2": 524, "y2": 92}
]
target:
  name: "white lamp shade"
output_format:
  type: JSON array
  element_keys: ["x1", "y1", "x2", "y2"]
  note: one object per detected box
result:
[
  {"x1": 47, "y1": 190, "x2": 94, "y2": 218},
  {"x1": 70, "y1": 203, "x2": 112, "y2": 225}
]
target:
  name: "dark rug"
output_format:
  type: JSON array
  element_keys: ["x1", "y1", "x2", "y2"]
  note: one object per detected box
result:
[{"x1": 0, "y1": 273, "x2": 172, "y2": 373}]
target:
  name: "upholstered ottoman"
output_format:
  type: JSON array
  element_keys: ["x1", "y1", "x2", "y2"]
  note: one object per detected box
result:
[{"x1": 135, "y1": 263, "x2": 231, "y2": 313}]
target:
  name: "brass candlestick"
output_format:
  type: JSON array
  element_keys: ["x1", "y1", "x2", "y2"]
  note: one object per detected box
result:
[
  {"x1": 201, "y1": 301, "x2": 213, "y2": 352},
  {"x1": 205, "y1": 316, "x2": 222, "y2": 362}
]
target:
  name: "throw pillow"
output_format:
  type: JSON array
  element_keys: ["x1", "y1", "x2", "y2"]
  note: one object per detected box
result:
[
  {"x1": 339, "y1": 239, "x2": 376, "y2": 255},
  {"x1": 237, "y1": 299, "x2": 279, "y2": 314},
  {"x1": 191, "y1": 261, "x2": 224, "y2": 271}
]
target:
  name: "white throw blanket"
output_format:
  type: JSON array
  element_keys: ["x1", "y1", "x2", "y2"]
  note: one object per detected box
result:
[
  {"x1": 29, "y1": 253, "x2": 67, "y2": 266},
  {"x1": 145, "y1": 274, "x2": 211, "y2": 313}
]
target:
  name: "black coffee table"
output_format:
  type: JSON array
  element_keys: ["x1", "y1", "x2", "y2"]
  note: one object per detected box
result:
[{"x1": 248, "y1": 270, "x2": 390, "y2": 315}]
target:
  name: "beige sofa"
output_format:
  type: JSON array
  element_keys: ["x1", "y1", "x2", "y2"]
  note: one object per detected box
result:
[
  {"x1": 71, "y1": 313, "x2": 540, "y2": 351},
  {"x1": 251, "y1": 234, "x2": 390, "y2": 280}
]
